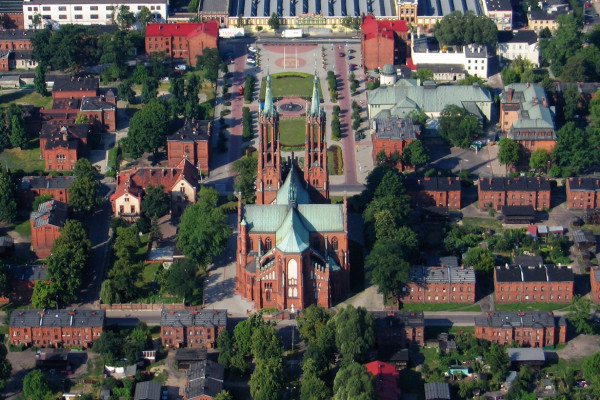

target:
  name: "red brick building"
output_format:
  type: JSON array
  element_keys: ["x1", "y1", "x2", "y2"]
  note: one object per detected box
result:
[
  {"x1": 400, "y1": 256, "x2": 476, "y2": 304},
  {"x1": 477, "y1": 177, "x2": 551, "y2": 211},
  {"x1": 20, "y1": 175, "x2": 74, "y2": 207},
  {"x1": 9, "y1": 309, "x2": 104, "y2": 349},
  {"x1": 160, "y1": 310, "x2": 227, "y2": 349},
  {"x1": 494, "y1": 263, "x2": 574, "y2": 303},
  {"x1": 167, "y1": 119, "x2": 211, "y2": 173},
  {"x1": 566, "y1": 177, "x2": 600, "y2": 209},
  {"x1": 30, "y1": 200, "x2": 67, "y2": 259},
  {"x1": 405, "y1": 177, "x2": 462, "y2": 209},
  {"x1": 590, "y1": 267, "x2": 600, "y2": 303},
  {"x1": 361, "y1": 15, "x2": 409, "y2": 70},
  {"x1": 0, "y1": 265, "x2": 47, "y2": 305},
  {"x1": 52, "y1": 77, "x2": 98, "y2": 101},
  {"x1": 0, "y1": 1, "x2": 24, "y2": 29},
  {"x1": 372, "y1": 311, "x2": 425, "y2": 348},
  {"x1": 475, "y1": 311, "x2": 566, "y2": 347},
  {"x1": 371, "y1": 116, "x2": 420, "y2": 171},
  {"x1": 0, "y1": 29, "x2": 34, "y2": 51},
  {"x1": 365, "y1": 361, "x2": 401, "y2": 400},
  {"x1": 145, "y1": 22, "x2": 219, "y2": 67},
  {"x1": 40, "y1": 124, "x2": 90, "y2": 171},
  {"x1": 236, "y1": 74, "x2": 350, "y2": 311}
]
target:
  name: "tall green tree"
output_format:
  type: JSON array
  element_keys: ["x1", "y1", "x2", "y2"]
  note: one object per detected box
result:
[
  {"x1": 10, "y1": 114, "x2": 28, "y2": 149},
  {"x1": 297, "y1": 305, "x2": 331, "y2": 344},
  {"x1": 498, "y1": 137, "x2": 520, "y2": 172},
  {"x1": 332, "y1": 305, "x2": 375, "y2": 365},
  {"x1": 434, "y1": 10, "x2": 498, "y2": 46},
  {"x1": 100, "y1": 279, "x2": 120, "y2": 305},
  {"x1": 567, "y1": 295, "x2": 595, "y2": 334},
  {"x1": 136, "y1": 6, "x2": 154, "y2": 27},
  {"x1": 116, "y1": 5, "x2": 136, "y2": 29},
  {"x1": 0, "y1": 167, "x2": 17, "y2": 224},
  {"x1": 176, "y1": 187, "x2": 231, "y2": 266},
  {"x1": 268, "y1": 12, "x2": 280, "y2": 30},
  {"x1": 232, "y1": 157, "x2": 257, "y2": 202},
  {"x1": 249, "y1": 356, "x2": 284, "y2": 400},
  {"x1": 31, "y1": 25, "x2": 99, "y2": 72},
  {"x1": 539, "y1": 13, "x2": 583, "y2": 77},
  {"x1": 141, "y1": 77, "x2": 158, "y2": 104},
  {"x1": 68, "y1": 158, "x2": 100, "y2": 213},
  {"x1": 126, "y1": 99, "x2": 170, "y2": 160},
  {"x1": 438, "y1": 104, "x2": 479, "y2": 148},
  {"x1": 463, "y1": 247, "x2": 494, "y2": 274},
  {"x1": 529, "y1": 148, "x2": 549, "y2": 172},
  {"x1": 117, "y1": 79, "x2": 135, "y2": 103},
  {"x1": 169, "y1": 76, "x2": 185, "y2": 116},
  {"x1": 550, "y1": 122, "x2": 599, "y2": 176},
  {"x1": 31, "y1": 280, "x2": 57, "y2": 308},
  {"x1": 34, "y1": 64, "x2": 48, "y2": 96},
  {"x1": 333, "y1": 362, "x2": 376, "y2": 400},
  {"x1": 23, "y1": 369, "x2": 52, "y2": 400},
  {"x1": 582, "y1": 352, "x2": 600, "y2": 390},
  {"x1": 301, "y1": 374, "x2": 331, "y2": 400},
  {"x1": 141, "y1": 184, "x2": 169, "y2": 218},
  {"x1": 217, "y1": 330, "x2": 233, "y2": 368},
  {"x1": 195, "y1": 48, "x2": 221, "y2": 85},
  {"x1": 166, "y1": 258, "x2": 199, "y2": 301},
  {"x1": 401, "y1": 140, "x2": 429, "y2": 168}
]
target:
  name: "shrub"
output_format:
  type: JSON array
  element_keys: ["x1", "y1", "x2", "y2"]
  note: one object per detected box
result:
[
  {"x1": 242, "y1": 107, "x2": 253, "y2": 142},
  {"x1": 220, "y1": 109, "x2": 231, "y2": 116},
  {"x1": 224, "y1": 101, "x2": 232, "y2": 106}
]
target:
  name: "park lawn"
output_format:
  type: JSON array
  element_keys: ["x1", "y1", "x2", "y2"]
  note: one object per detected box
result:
[
  {"x1": 461, "y1": 217, "x2": 503, "y2": 231},
  {"x1": 259, "y1": 72, "x2": 323, "y2": 99},
  {"x1": 0, "y1": 91, "x2": 52, "y2": 108},
  {"x1": 279, "y1": 117, "x2": 306, "y2": 148},
  {"x1": 400, "y1": 303, "x2": 481, "y2": 312},
  {"x1": 0, "y1": 144, "x2": 44, "y2": 173},
  {"x1": 494, "y1": 302, "x2": 570, "y2": 312}
]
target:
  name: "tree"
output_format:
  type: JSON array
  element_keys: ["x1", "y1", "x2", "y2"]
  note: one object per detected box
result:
[
  {"x1": 31, "y1": 280, "x2": 57, "y2": 308},
  {"x1": 498, "y1": 137, "x2": 520, "y2": 172},
  {"x1": 463, "y1": 247, "x2": 494, "y2": 274},
  {"x1": 136, "y1": 6, "x2": 154, "y2": 27},
  {"x1": 195, "y1": 48, "x2": 221, "y2": 85},
  {"x1": 68, "y1": 158, "x2": 100, "y2": 213},
  {"x1": 10, "y1": 114, "x2": 28, "y2": 149},
  {"x1": 149, "y1": 216, "x2": 163, "y2": 244},
  {"x1": 217, "y1": 330, "x2": 233, "y2": 368},
  {"x1": 117, "y1": 5, "x2": 136, "y2": 29},
  {"x1": 341, "y1": 16, "x2": 361, "y2": 30},
  {"x1": 100, "y1": 279, "x2": 120, "y2": 305},
  {"x1": 23, "y1": 370, "x2": 52, "y2": 400},
  {"x1": 268, "y1": 12, "x2": 280, "y2": 30},
  {"x1": 166, "y1": 258, "x2": 199, "y2": 301},
  {"x1": 34, "y1": 64, "x2": 48, "y2": 96},
  {"x1": 141, "y1": 77, "x2": 158, "y2": 104},
  {"x1": 32, "y1": 193, "x2": 54, "y2": 211},
  {"x1": 141, "y1": 184, "x2": 169, "y2": 218},
  {"x1": 411, "y1": 68, "x2": 433, "y2": 82},
  {"x1": 333, "y1": 362, "x2": 376, "y2": 400},
  {"x1": 550, "y1": 122, "x2": 600, "y2": 176},
  {"x1": 251, "y1": 324, "x2": 283, "y2": 361},
  {"x1": 434, "y1": 10, "x2": 498, "y2": 47},
  {"x1": 567, "y1": 295, "x2": 595, "y2": 334},
  {"x1": 108, "y1": 258, "x2": 141, "y2": 302},
  {"x1": 366, "y1": 237, "x2": 412, "y2": 298},
  {"x1": 214, "y1": 392, "x2": 233, "y2": 400},
  {"x1": 406, "y1": 109, "x2": 428, "y2": 129},
  {"x1": 0, "y1": 263, "x2": 9, "y2": 300},
  {"x1": 169, "y1": 76, "x2": 185, "y2": 116},
  {"x1": 501, "y1": 66, "x2": 520, "y2": 85},
  {"x1": 539, "y1": 13, "x2": 582, "y2": 77},
  {"x1": 249, "y1": 356, "x2": 284, "y2": 400},
  {"x1": 232, "y1": 157, "x2": 257, "y2": 202},
  {"x1": 233, "y1": 313, "x2": 266, "y2": 356},
  {"x1": 301, "y1": 374, "x2": 331, "y2": 400},
  {"x1": 402, "y1": 140, "x2": 429, "y2": 168},
  {"x1": 333, "y1": 305, "x2": 375, "y2": 365},
  {"x1": 126, "y1": 100, "x2": 170, "y2": 160},
  {"x1": 582, "y1": 352, "x2": 600, "y2": 389},
  {"x1": 118, "y1": 79, "x2": 135, "y2": 104},
  {"x1": 297, "y1": 304, "x2": 331, "y2": 344},
  {"x1": 484, "y1": 343, "x2": 509, "y2": 380},
  {"x1": 0, "y1": 167, "x2": 17, "y2": 224},
  {"x1": 529, "y1": 148, "x2": 549, "y2": 172},
  {"x1": 31, "y1": 25, "x2": 99, "y2": 72},
  {"x1": 438, "y1": 104, "x2": 479, "y2": 148},
  {"x1": 176, "y1": 187, "x2": 231, "y2": 266}
]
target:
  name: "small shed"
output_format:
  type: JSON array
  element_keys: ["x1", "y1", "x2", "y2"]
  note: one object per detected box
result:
[
  {"x1": 572, "y1": 229, "x2": 596, "y2": 252},
  {"x1": 421, "y1": 206, "x2": 449, "y2": 222},
  {"x1": 35, "y1": 348, "x2": 69, "y2": 369},
  {"x1": 502, "y1": 206, "x2": 535, "y2": 224},
  {"x1": 507, "y1": 347, "x2": 545, "y2": 368},
  {"x1": 526, "y1": 224, "x2": 537, "y2": 237},
  {"x1": 549, "y1": 226, "x2": 564, "y2": 235},
  {"x1": 175, "y1": 348, "x2": 207, "y2": 370},
  {"x1": 424, "y1": 382, "x2": 451, "y2": 400},
  {"x1": 134, "y1": 381, "x2": 161, "y2": 400},
  {"x1": 0, "y1": 75, "x2": 20, "y2": 88},
  {"x1": 537, "y1": 225, "x2": 549, "y2": 236},
  {"x1": 388, "y1": 348, "x2": 410, "y2": 370}
]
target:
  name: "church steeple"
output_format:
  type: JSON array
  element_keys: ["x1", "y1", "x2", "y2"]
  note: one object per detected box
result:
[
  {"x1": 262, "y1": 66, "x2": 274, "y2": 117},
  {"x1": 310, "y1": 73, "x2": 320, "y2": 117}
]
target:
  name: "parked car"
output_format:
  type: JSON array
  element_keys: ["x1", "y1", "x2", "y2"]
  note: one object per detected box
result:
[
  {"x1": 349, "y1": 63, "x2": 357, "y2": 71},
  {"x1": 248, "y1": 46, "x2": 257, "y2": 52},
  {"x1": 338, "y1": 52, "x2": 345, "y2": 57},
  {"x1": 246, "y1": 58, "x2": 256, "y2": 65}
]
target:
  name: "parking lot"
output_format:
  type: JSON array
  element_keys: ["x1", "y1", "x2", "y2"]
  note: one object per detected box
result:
[{"x1": 425, "y1": 137, "x2": 503, "y2": 178}]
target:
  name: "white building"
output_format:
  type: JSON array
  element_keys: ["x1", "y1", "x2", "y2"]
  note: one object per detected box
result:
[
  {"x1": 497, "y1": 30, "x2": 539, "y2": 67},
  {"x1": 410, "y1": 33, "x2": 492, "y2": 79},
  {"x1": 22, "y1": 0, "x2": 169, "y2": 28}
]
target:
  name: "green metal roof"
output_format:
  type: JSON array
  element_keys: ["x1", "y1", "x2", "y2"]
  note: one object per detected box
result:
[
  {"x1": 263, "y1": 73, "x2": 274, "y2": 116},
  {"x1": 242, "y1": 203, "x2": 344, "y2": 233},
  {"x1": 310, "y1": 74, "x2": 321, "y2": 117},
  {"x1": 276, "y1": 166, "x2": 310, "y2": 205},
  {"x1": 275, "y1": 208, "x2": 310, "y2": 253}
]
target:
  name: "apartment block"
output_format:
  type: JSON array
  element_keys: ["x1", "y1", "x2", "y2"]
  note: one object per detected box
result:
[
  {"x1": 475, "y1": 311, "x2": 566, "y2": 347},
  {"x1": 494, "y1": 264, "x2": 574, "y2": 303},
  {"x1": 160, "y1": 310, "x2": 227, "y2": 349},
  {"x1": 477, "y1": 177, "x2": 551, "y2": 211}
]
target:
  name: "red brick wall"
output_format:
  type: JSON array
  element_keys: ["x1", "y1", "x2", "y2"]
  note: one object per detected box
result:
[
  {"x1": 30, "y1": 222, "x2": 61, "y2": 259},
  {"x1": 478, "y1": 187, "x2": 550, "y2": 210},
  {"x1": 1, "y1": 13, "x2": 24, "y2": 30},
  {"x1": 401, "y1": 282, "x2": 475, "y2": 303},
  {"x1": 376, "y1": 325, "x2": 425, "y2": 348},
  {"x1": 362, "y1": 35, "x2": 394, "y2": 70},
  {"x1": 167, "y1": 140, "x2": 210, "y2": 172},
  {"x1": 500, "y1": 105, "x2": 519, "y2": 134},
  {"x1": 145, "y1": 32, "x2": 218, "y2": 67},
  {"x1": 52, "y1": 89, "x2": 97, "y2": 101},
  {"x1": 0, "y1": 39, "x2": 31, "y2": 51},
  {"x1": 22, "y1": 186, "x2": 69, "y2": 207},
  {"x1": 9, "y1": 325, "x2": 102, "y2": 348},
  {"x1": 44, "y1": 147, "x2": 79, "y2": 171},
  {"x1": 516, "y1": 138, "x2": 555, "y2": 153},
  {"x1": 475, "y1": 324, "x2": 563, "y2": 347},
  {"x1": 590, "y1": 270, "x2": 600, "y2": 303},
  {"x1": 408, "y1": 189, "x2": 461, "y2": 209},
  {"x1": 82, "y1": 109, "x2": 116, "y2": 133},
  {"x1": 187, "y1": 33, "x2": 218, "y2": 67},
  {"x1": 566, "y1": 178, "x2": 600, "y2": 209},
  {"x1": 494, "y1": 268, "x2": 573, "y2": 303},
  {"x1": 371, "y1": 136, "x2": 414, "y2": 171},
  {"x1": 161, "y1": 325, "x2": 225, "y2": 348}
]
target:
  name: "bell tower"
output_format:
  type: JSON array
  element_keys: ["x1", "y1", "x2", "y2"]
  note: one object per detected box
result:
[
  {"x1": 255, "y1": 70, "x2": 282, "y2": 204},
  {"x1": 304, "y1": 70, "x2": 329, "y2": 202}
]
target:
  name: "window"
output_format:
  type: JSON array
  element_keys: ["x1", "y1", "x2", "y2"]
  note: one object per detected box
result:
[
  {"x1": 130, "y1": 206, "x2": 135, "y2": 213},
  {"x1": 91, "y1": 14, "x2": 98, "y2": 19},
  {"x1": 57, "y1": 154, "x2": 65, "y2": 163},
  {"x1": 107, "y1": 5, "x2": 114, "y2": 10},
  {"x1": 58, "y1": 6, "x2": 67, "y2": 11},
  {"x1": 331, "y1": 237, "x2": 338, "y2": 251},
  {"x1": 90, "y1": 6, "x2": 98, "y2": 10},
  {"x1": 43, "y1": 6, "x2": 50, "y2": 11},
  {"x1": 265, "y1": 238, "x2": 272, "y2": 250},
  {"x1": 74, "y1": 6, "x2": 82, "y2": 10},
  {"x1": 75, "y1": 15, "x2": 83, "y2": 19},
  {"x1": 59, "y1": 15, "x2": 67, "y2": 19}
]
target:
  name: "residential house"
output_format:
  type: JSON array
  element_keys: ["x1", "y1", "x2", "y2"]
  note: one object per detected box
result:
[
  {"x1": 566, "y1": 177, "x2": 600, "y2": 209},
  {"x1": 184, "y1": 360, "x2": 225, "y2": 400},
  {"x1": 9, "y1": 309, "x2": 104, "y2": 348},
  {"x1": 477, "y1": 177, "x2": 551, "y2": 211},
  {"x1": 372, "y1": 311, "x2": 425, "y2": 348},
  {"x1": 370, "y1": 116, "x2": 420, "y2": 171},
  {"x1": 175, "y1": 348, "x2": 207, "y2": 370},
  {"x1": 20, "y1": 175, "x2": 74, "y2": 207},
  {"x1": 500, "y1": 83, "x2": 556, "y2": 152},
  {"x1": 145, "y1": 22, "x2": 218, "y2": 67},
  {"x1": 364, "y1": 361, "x2": 401, "y2": 400},
  {"x1": 367, "y1": 79, "x2": 493, "y2": 121},
  {"x1": 589, "y1": 267, "x2": 600, "y2": 303},
  {"x1": 134, "y1": 381, "x2": 161, "y2": 400},
  {"x1": 361, "y1": 15, "x2": 409, "y2": 69},
  {"x1": 527, "y1": 9, "x2": 565, "y2": 33},
  {"x1": 494, "y1": 263, "x2": 574, "y2": 303},
  {"x1": 401, "y1": 256, "x2": 476, "y2": 304},
  {"x1": 160, "y1": 310, "x2": 227, "y2": 349},
  {"x1": 0, "y1": 0, "x2": 24, "y2": 29},
  {"x1": 30, "y1": 200, "x2": 67, "y2": 259},
  {"x1": 167, "y1": 119, "x2": 211, "y2": 173},
  {"x1": 0, "y1": 264, "x2": 47, "y2": 304},
  {"x1": 0, "y1": 29, "x2": 34, "y2": 51},
  {"x1": 497, "y1": 30, "x2": 539, "y2": 67},
  {"x1": 482, "y1": 0, "x2": 513, "y2": 30},
  {"x1": 405, "y1": 177, "x2": 462, "y2": 209},
  {"x1": 39, "y1": 124, "x2": 90, "y2": 171},
  {"x1": 52, "y1": 77, "x2": 98, "y2": 100},
  {"x1": 474, "y1": 311, "x2": 566, "y2": 347},
  {"x1": 109, "y1": 159, "x2": 198, "y2": 219},
  {"x1": 425, "y1": 382, "x2": 451, "y2": 400}
]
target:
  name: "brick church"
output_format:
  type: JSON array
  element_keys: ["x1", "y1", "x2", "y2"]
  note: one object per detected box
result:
[{"x1": 235, "y1": 73, "x2": 350, "y2": 311}]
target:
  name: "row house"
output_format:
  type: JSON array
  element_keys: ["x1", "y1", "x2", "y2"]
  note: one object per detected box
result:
[
  {"x1": 405, "y1": 177, "x2": 462, "y2": 209},
  {"x1": 400, "y1": 256, "x2": 476, "y2": 304},
  {"x1": 52, "y1": 77, "x2": 98, "y2": 101},
  {"x1": 590, "y1": 267, "x2": 600, "y2": 303},
  {"x1": 30, "y1": 200, "x2": 67, "y2": 259},
  {"x1": 167, "y1": 119, "x2": 211, "y2": 174},
  {"x1": 370, "y1": 116, "x2": 420, "y2": 171},
  {"x1": 184, "y1": 360, "x2": 225, "y2": 400},
  {"x1": 372, "y1": 311, "x2": 425, "y2": 348},
  {"x1": 160, "y1": 310, "x2": 227, "y2": 349},
  {"x1": 0, "y1": 265, "x2": 47, "y2": 305},
  {"x1": 477, "y1": 177, "x2": 551, "y2": 211},
  {"x1": 9, "y1": 309, "x2": 104, "y2": 348},
  {"x1": 39, "y1": 124, "x2": 90, "y2": 171},
  {"x1": 20, "y1": 175, "x2": 74, "y2": 207},
  {"x1": 566, "y1": 177, "x2": 600, "y2": 209},
  {"x1": 145, "y1": 22, "x2": 218, "y2": 67},
  {"x1": 361, "y1": 15, "x2": 409, "y2": 70},
  {"x1": 0, "y1": 29, "x2": 34, "y2": 51},
  {"x1": 475, "y1": 311, "x2": 566, "y2": 347},
  {"x1": 500, "y1": 83, "x2": 556, "y2": 153},
  {"x1": 109, "y1": 159, "x2": 198, "y2": 219},
  {"x1": 494, "y1": 263, "x2": 574, "y2": 303}
]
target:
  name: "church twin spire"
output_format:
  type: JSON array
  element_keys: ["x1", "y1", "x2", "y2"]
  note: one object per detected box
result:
[{"x1": 262, "y1": 65, "x2": 275, "y2": 117}]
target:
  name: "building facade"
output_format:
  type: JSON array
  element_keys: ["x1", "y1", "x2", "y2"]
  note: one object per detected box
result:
[
  {"x1": 566, "y1": 177, "x2": 600, "y2": 209},
  {"x1": 20, "y1": 175, "x2": 73, "y2": 207},
  {"x1": 405, "y1": 177, "x2": 462, "y2": 209},
  {"x1": 477, "y1": 177, "x2": 551, "y2": 211},
  {"x1": 590, "y1": 267, "x2": 600, "y2": 303},
  {"x1": 497, "y1": 30, "x2": 539, "y2": 67},
  {"x1": 395, "y1": 0, "x2": 418, "y2": 24},
  {"x1": 9, "y1": 309, "x2": 104, "y2": 348},
  {"x1": 145, "y1": 22, "x2": 218, "y2": 67},
  {"x1": 370, "y1": 116, "x2": 420, "y2": 171},
  {"x1": 39, "y1": 124, "x2": 89, "y2": 171},
  {"x1": 400, "y1": 257, "x2": 476, "y2": 304},
  {"x1": 372, "y1": 311, "x2": 425, "y2": 348},
  {"x1": 0, "y1": 29, "x2": 34, "y2": 51},
  {"x1": 475, "y1": 311, "x2": 566, "y2": 347},
  {"x1": 167, "y1": 119, "x2": 211, "y2": 173},
  {"x1": 235, "y1": 73, "x2": 349, "y2": 311},
  {"x1": 361, "y1": 16, "x2": 409, "y2": 70},
  {"x1": 527, "y1": 10, "x2": 563, "y2": 33},
  {"x1": 494, "y1": 264, "x2": 574, "y2": 303},
  {"x1": 1, "y1": 0, "x2": 24, "y2": 29},
  {"x1": 160, "y1": 310, "x2": 227, "y2": 349},
  {"x1": 30, "y1": 200, "x2": 67, "y2": 259},
  {"x1": 482, "y1": 0, "x2": 513, "y2": 30}
]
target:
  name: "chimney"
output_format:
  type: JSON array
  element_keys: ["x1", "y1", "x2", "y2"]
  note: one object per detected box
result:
[
  {"x1": 526, "y1": 82, "x2": 530, "y2": 88},
  {"x1": 542, "y1": 97, "x2": 547, "y2": 107},
  {"x1": 507, "y1": 88, "x2": 513, "y2": 102}
]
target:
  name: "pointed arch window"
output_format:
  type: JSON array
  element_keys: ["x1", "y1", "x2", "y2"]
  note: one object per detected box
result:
[
  {"x1": 265, "y1": 237, "x2": 272, "y2": 250},
  {"x1": 331, "y1": 237, "x2": 338, "y2": 251}
]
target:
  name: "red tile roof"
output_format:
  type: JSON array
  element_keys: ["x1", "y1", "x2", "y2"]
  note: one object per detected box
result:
[
  {"x1": 365, "y1": 361, "x2": 401, "y2": 400},
  {"x1": 361, "y1": 15, "x2": 408, "y2": 41},
  {"x1": 145, "y1": 21, "x2": 219, "y2": 39}
]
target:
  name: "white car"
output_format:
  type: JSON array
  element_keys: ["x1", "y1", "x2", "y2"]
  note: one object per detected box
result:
[
  {"x1": 246, "y1": 58, "x2": 256, "y2": 64},
  {"x1": 248, "y1": 46, "x2": 257, "y2": 52}
]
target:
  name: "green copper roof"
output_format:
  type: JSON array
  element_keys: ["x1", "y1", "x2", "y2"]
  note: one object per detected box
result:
[
  {"x1": 276, "y1": 166, "x2": 310, "y2": 205},
  {"x1": 275, "y1": 208, "x2": 310, "y2": 253},
  {"x1": 242, "y1": 204, "x2": 344, "y2": 233},
  {"x1": 263, "y1": 73, "x2": 274, "y2": 116},
  {"x1": 310, "y1": 74, "x2": 320, "y2": 116}
]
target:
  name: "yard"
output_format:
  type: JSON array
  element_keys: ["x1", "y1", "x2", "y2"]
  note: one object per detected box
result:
[
  {"x1": 259, "y1": 72, "x2": 323, "y2": 99},
  {"x1": 461, "y1": 217, "x2": 503, "y2": 231},
  {"x1": 0, "y1": 90, "x2": 52, "y2": 108},
  {"x1": 279, "y1": 117, "x2": 306, "y2": 148},
  {"x1": 494, "y1": 302, "x2": 571, "y2": 312},
  {"x1": 0, "y1": 141, "x2": 44, "y2": 173},
  {"x1": 400, "y1": 303, "x2": 481, "y2": 312}
]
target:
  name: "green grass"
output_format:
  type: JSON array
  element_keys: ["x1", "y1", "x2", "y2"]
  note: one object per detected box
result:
[
  {"x1": 279, "y1": 117, "x2": 306, "y2": 148},
  {"x1": 13, "y1": 219, "x2": 31, "y2": 238},
  {"x1": 0, "y1": 90, "x2": 52, "y2": 108},
  {"x1": 494, "y1": 302, "x2": 570, "y2": 312},
  {"x1": 327, "y1": 144, "x2": 343, "y2": 175},
  {"x1": 141, "y1": 262, "x2": 161, "y2": 284},
  {"x1": 400, "y1": 303, "x2": 481, "y2": 312},
  {"x1": 135, "y1": 234, "x2": 149, "y2": 263},
  {"x1": 0, "y1": 141, "x2": 44, "y2": 173},
  {"x1": 461, "y1": 217, "x2": 503, "y2": 231},
  {"x1": 259, "y1": 72, "x2": 323, "y2": 99},
  {"x1": 426, "y1": 325, "x2": 475, "y2": 340}
]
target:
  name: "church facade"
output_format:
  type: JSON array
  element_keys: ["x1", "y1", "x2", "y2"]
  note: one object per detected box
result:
[{"x1": 235, "y1": 73, "x2": 350, "y2": 311}]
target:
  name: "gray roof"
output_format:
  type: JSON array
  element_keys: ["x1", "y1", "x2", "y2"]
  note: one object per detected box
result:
[
  {"x1": 499, "y1": 30, "x2": 538, "y2": 45},
  {"x1": 478, "y1": 177, "x2": 550, "y2": 192},
  {"x1": 231, "y1": 0, "x2": 394, "y2": 18},
  {"x1": 593, "y1": 267, "x2": 600, "y2": 283},
  {"x1": 507, "y1": 347, "x2": 545, "y2": 362},
  {"x1": 160, "y1": 310, "x2": 227, "y2": 328},
  {"x1": 21, "y1": 175, "x2": 74, "y2": 190},
  {"x1": 475, "y1": 311, "x2": 557, "y2": 328},
  {"x1": 372, "y1": 311, "x2": 425, "y2": 328},
  {"x1": 425, "y1": 382, "x2": 451, "y2": 400},
  {"x1": 495, "y1": 264, "x2": 574, "y2": 283},
  {"x1": 199, "y1": 0, "x2": 230, "y2": 13},
  {"x1": 417, "y1": 0, "x2": 482, "y2": 17},
  {"x1": 567, "y1": 177, "x2": 600, "y2": 192},
  {"x1": 372, "y1": 117, "x2": 419, "y2": 141},
  {"x1": 52, "y1": 77, "x2": 98, "y2": 93},
  {"x1": 0, "y1": 0, "x2": 23, "y2": 13},
  {"x1": 381, "y1": 64, "x2": 396, "y2": 75},
  {"x1": 134, "y1": 381, "x2": 161, "y2": 400},
  {"x1": 8, "y1": 264, "x2": 47, "y2": 282},
  {"x1": 410, "y1": 265, "x2": 475, "y2": 284},
  {"x1": 513, "y1": 255, "x2": 544, "y2": 266},
  {"x1": 0, "y1": 30, "x2": 34, "y2": 41},
  {"x1": 185, "y1": 360, "x2": 225, "y2": 400},
  {"x1": 30, "y1": 200, "x2": 67, "y2": 229},
  {"x1": 167, "y1": 119, "x2": 211, "y2": 142},
  {"x1": 10, "y1": 309, "x2": 105, "y2": 328},
  {"x1": 572, "y1": 229, "x2": 595, "y2": 244},
  {"x1": 80, "y1": 96, "x2": 115, "y2": 112},
  {"x1": 485, "y1": 0, "x2": 511, "y2": 11}
]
